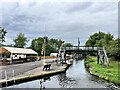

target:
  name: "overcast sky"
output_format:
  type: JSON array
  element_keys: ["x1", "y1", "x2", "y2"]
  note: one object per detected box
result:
[{"x1": 0, "y1": 0, "x2": 118, "y2": 46}]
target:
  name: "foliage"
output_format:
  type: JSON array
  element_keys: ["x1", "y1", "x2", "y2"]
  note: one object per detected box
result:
[
  {"x1": 104, "y1": 33, "x2": 113, "y2": 44},
  {"x1": 31, "y1": 37, "x2": 66, "y2": 55},
  {"x1": 0, "y1": 27, "x2": 7, "y2": 45},
  {"x1": 49, "y1": 38, "x2": 59, "y2": 51},
  {"x1": 85, "y1": 32, "x2": 119, "y2": 60},
  {"x1": 106, "y1": 39, "x2": 120, "y2": 60},
  {"x1": 85, "y1": 32, "x2": 113, "y2": 47},
  {"x1": 63, "y1": 43, "x2": 73, "y2": 47},
  {"x1": 31, "y1": 37, "x2": 44, "y2": 55},
  {"x1": 13, "y1": 33, "x2": 28, "y2": 48}
]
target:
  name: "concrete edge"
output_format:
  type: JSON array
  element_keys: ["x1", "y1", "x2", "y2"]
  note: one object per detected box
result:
[{"x1": 1, "y1": 64, "x2": 72, "y2": 87}]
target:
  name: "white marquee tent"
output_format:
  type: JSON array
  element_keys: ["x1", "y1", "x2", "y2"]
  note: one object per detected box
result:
[
  {"x1": 0, "y1": 47, "x2": 38, "y2": 63},
  {"x1": 0, "y1": 47, "x2": 38, "y2": 55}
]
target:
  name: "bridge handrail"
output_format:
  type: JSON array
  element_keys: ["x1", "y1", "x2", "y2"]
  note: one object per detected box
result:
[{"x1": 61, "y1": 46, "x2": 103, "y2": 51}]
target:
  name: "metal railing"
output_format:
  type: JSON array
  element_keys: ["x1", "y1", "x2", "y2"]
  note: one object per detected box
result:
[{"x1": 61, "y1": 46, "x2": 103, "y2": 51}]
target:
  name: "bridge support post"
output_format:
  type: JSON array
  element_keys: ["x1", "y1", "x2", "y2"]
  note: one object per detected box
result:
[{"x1": 97, "y1": 53, "x2": 99, "y2": 64}]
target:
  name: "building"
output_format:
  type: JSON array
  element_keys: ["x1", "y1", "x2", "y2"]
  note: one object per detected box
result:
[
  {"x1": 50, "y1": 53, "x2": 58, "y2": 57},
  {"x1": 0, "y1": 47, "x2": 38, "y2": 63}
]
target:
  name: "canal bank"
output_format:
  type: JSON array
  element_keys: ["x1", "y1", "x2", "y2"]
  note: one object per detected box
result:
[
  {"x1": 3, "y1": 59, "x2": 119, "y2": 89},
  {"x1": 1, "y1": 59, "x2": 120, "y2": 89},
  {"x1": 0, "y1": 58, "x2": 72, "y2": 87},
  {"x1": 84, "y1": 56, "x2": 120, "y2": 86}
]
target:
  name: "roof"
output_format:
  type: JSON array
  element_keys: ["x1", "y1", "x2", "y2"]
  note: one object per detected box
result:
[{"x1": 0, "y1": 47, "x2": 38, "y2": 55}]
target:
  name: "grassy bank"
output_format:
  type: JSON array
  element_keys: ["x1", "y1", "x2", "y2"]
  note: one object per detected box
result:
[{"x1": 85, "y1": 56, "x2": 120, "y2": 85}]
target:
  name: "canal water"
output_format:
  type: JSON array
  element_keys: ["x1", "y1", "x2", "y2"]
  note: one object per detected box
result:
[{"x1": 2, "y1": 59, "x2": 120, "y2": 89}]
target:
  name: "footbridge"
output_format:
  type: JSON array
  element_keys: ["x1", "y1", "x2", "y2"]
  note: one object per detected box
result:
[{"x1": 58, "y1": 46, "x2": 109, "y2": 66}]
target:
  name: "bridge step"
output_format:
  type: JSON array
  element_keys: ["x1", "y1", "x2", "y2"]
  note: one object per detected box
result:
[
  {"x1": 98, "y1": 47, "x2": 109, "y2": 66},
  {"x1": 103, "y1": 47, "x2": 109, "y2": 65}
]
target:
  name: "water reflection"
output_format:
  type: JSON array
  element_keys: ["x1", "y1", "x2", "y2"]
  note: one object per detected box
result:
[
  {"x1": 38, "y1": 59, "x2": 106, "y2": 88},
  {"x1": 42, "y1": 59, "x2": 112, "y2": 88},
  {"x1": 57, "y1": 73, "x2": 76, "y2": 88}
]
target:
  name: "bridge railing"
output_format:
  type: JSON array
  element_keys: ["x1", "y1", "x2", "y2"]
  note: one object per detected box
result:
[{"x1": 61, "y1": 46, "x2": 103, "y2": 51}]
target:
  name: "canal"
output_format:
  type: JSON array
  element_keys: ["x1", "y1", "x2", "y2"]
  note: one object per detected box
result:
[{"x1": 2, "y1": 59, "x2": 120, "y2": 89}]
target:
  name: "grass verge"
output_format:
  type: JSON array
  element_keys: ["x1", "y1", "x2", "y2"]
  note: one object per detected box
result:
[{"x1": 85, "y1": 56, "x2": 120, "y2": 85}]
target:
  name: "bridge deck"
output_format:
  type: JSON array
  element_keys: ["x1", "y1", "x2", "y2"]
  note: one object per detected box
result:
[
  {"x1": 61, "y1": 46, "x2": 103, "y2": 52},
  {"x1": 59, "y1": 46, "x2": 109, "y2": 66}
]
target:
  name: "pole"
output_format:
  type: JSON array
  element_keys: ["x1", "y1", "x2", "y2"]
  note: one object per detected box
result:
[
  {"x1": 12, "y1": 69, "x2": 15, "y2": 87},
  {"x1": 10, "y1": 53, "x2": 13, "y2": 64},
  {"x1": 44, "y1": 24, "x2": 46, "y2": 64},
  {"x1": 5, "y1": 70, "x2": 7, "y2": 87},
  {"x1": 78, "y1": 37, "x2": 80, "y2": 50},
  {"x1": 44, "y1": 39, "x2": 46, "y2": 64}
]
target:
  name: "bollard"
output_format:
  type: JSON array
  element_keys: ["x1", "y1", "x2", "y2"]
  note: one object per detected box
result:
[
  {"x1": 12, "y1": 69, "x2": 15, "y2": 87},
  {"x1": 5, "y1": 70, "x2": 7, "y2": 87}
]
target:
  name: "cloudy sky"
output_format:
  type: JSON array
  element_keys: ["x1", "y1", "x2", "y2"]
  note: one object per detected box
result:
[{"x1": 0, "y1": 0, "x2": 118, "y2": 46}]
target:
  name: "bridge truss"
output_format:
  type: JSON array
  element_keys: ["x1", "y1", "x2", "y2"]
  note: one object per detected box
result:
[{"x1": 58, "y1": 46, "x2": 109, "y2": 66}]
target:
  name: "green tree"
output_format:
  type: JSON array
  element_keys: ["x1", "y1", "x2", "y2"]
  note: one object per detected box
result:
[
  {"x1": 85, "y1": 31, "x2": 119, "y2": 60},
  {"x1": 31, "y1": 37, "x2": 66, "y2": 55},
  {"x1": 46, "y1": 38, "x2": 59, "y2": 55},
  {"x1": 107, "y1": 39, "x2": 120, "y2": 60},
  {"x1": 104, "y1": 33, "x2": 113, "y2": 44},
  {"x1": 95, "y1": 39, "x2": 106, "y2": 47},
  {"x1": 0, "y1": 27, "x2": 7, "y2": 46},
  {"x1": 13, "y1": 33, "x2": 28, "y2": 48},
  {"x1": 49, "y1": 38, "x2": 59, "y2": 51},
  {"x1": 63, "y1": 43, "x2": 73, "y2": 47},
  {"x1": 31, "y1": 37, "x2": 44, "y2": 55},
  {"x1": 85, "y1": 32, "x2": 113, "y2": 47}
]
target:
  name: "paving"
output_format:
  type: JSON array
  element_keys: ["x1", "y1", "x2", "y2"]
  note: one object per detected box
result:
[
  {"x1": 0, "y1": 58, "x2": 67, "y2": 83},
  {"x1": 0, "y1": 58, "x2": 57, "y2": 80}
]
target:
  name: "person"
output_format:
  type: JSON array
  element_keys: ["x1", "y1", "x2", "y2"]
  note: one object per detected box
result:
[
  {"x1": 102, "y1": 54, "x2": 105, "y2": 64},
  {"x1": 56, "y1": 54, "x2": 59, "y2": 65}
]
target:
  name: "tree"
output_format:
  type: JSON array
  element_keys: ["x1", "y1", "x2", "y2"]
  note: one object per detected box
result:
[
  {"x1": 85, "y1": 31, "x2": 119, "y2": 60},
  {"x1": 85, "y1": 32, "x2": 105, "y2": 46},
  {"x1": 85, "y1": 32, "x2": 113, "y2": 47},
  {"x1": 104, "y1": 33, "x2": 113, "y2": 44},
  {"x1": 95, "y1": 39, "x2": 106, "y2": 47},
  {"x1": 106, "y1": 39, "x2": 120, "y2": 60},
  {"x1": 63, "y1": 43, "x2": 73, "y2": 47},
  {"x1": 31, "y1": 37, "x2": 44, "y2": 55},
  {"x1": 0, "y1": 27, "x2": 7, "y2": 46},
  {"x1": 13, "y1": 33, "x2": 28, "y2": 48},
  {"x1": 49, "y1": 38, "x2": 59, "y2": 51},
  {"x1": 31, "y1": 37, "x2": 67, "y2": 55}
]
